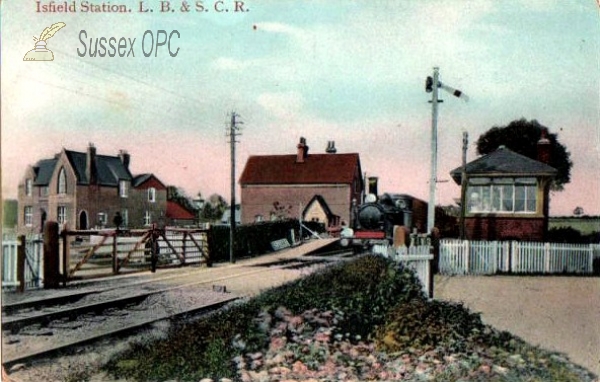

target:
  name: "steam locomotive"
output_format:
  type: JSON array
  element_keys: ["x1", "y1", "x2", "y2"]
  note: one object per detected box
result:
[{"x1": 340, "y1": 193, "x2": 430, "y2": 250}]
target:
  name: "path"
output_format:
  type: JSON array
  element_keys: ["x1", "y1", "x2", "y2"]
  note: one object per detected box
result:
[{"x1": 434, "y1": 275, "x2": 600, "y2": 377}]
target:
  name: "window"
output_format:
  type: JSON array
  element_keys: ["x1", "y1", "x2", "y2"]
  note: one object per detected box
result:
[
  {"x1": 98, "y1": 212, "x2": 107, "y2": 226},
  {"x1": 25, "y1": 179, "x2": 32, "y2": 196},
  {"x1": 468, "y1": 177, "x2": 537, "y2": 214},
  {"x1": 144, "y1": 211, "x2": 152, "y2": 226},
  {"x1": 24, "y1": 206, "x2": 33, "y2": 226},
  {"x1": 148, "y1": 187, "x2": 156, "y2": 203},
  {"x1": 119, "y1": 180, "x2": 128, "y2": 198},
  {"x1": 254, "y1": 214, "x2": 264, "y2": 222},
  {"x1": 40, "y1": 187, "x2": 49, "y2": 197},
  {"x1": 121, "y1": 209, "x2": 129, "y2": 227},
  {"x1": 58, "y1": 167, "x2": 67, "y2": 194},
  {"x1": 57, "y1": 206, "x2": 67, "y2": 225}
]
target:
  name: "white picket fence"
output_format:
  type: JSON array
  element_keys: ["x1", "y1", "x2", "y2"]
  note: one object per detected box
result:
[
  {"x1": 376, "y1": 244, "x2": 433, "y2": 297},
  {"x1": 440, "y1": 239, "x2": 599, "y2": 275},
  {"x1": 2, "y1": 235, "x2": 44, "y2": 289}
]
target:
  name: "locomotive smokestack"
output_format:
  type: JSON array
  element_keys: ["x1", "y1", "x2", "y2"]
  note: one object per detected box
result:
[{"x1": 368, "y1": 176, "x2": 378, "y2": 197}]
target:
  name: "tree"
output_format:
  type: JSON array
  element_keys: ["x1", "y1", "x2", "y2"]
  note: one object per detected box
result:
[
  {"x1": 573, "y1": 206, "x2": 584, "y2": 216},
  {"x1": 200, "y1": 194, "x2": 229, "y2": 222},
  {"x1": 167, "y1": 186, "x2": 198, "y2": 213},
  {"x1": 269, "y1": 201, "x2": 294, "y2": 221},
  {"x1": 3, "y1": 199, "x2": 18, "y2": 229},
  {"x1": 476, "y1": 118, "x2": 572, "y2": 190}
]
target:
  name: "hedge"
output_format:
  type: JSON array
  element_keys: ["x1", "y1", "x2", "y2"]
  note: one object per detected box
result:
[{"x1": 207, "y1": 219, "x2": 326, "y2": 262}]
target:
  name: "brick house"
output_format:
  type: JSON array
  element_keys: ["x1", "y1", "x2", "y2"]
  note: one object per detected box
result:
[
  {"x1": 17, "y1": 144, "x2": 167, "y2": 233},
  {"x1": 239, "y1": 138, "x2": 363, "y2": 225},
  {"x1": 450, "y1": 142, "x2": 557, "y2": 241}
]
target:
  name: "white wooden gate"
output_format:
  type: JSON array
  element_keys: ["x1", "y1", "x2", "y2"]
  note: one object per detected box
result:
[
  {"x1": 377, "y1": 244, "x2": 433, "y2": 297},
  {"x1": 2, "y1": 235, "x2": 44, "y2": 289}
]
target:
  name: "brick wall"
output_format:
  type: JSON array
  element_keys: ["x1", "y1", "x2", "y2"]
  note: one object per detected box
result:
[
  {"x1": 465, "y1": 216, "x2": 546, "y2": 241},
  {"x1": 241, "y1": 185, "x2": 352, "y2": 224}
]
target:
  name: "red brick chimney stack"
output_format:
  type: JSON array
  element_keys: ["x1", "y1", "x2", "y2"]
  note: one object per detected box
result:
[
  {"x1": 537, "y1": 128, "x2": 551, "y2": 164},
  {"x1": 296, "y1": 137, "x2": 308, "y2": 163}
]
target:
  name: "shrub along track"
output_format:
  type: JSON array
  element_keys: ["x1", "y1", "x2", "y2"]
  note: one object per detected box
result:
[{"x1": 2, "y1": 244, "x2": 355, "y2": 372}]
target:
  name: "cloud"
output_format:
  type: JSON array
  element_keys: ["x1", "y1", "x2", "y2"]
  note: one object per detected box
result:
[
  {"x1": 212, "y1": 57, "x2": 251, "y2": 71},
  {"x1": 256, "y1": 91, "x2": 305, "y2": 120}
]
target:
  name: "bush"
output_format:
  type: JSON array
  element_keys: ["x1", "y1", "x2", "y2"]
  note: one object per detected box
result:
[
  {"x1": 103, "y1": 256, "x2": 423, "y2": 381},
  {"x1": 375, "y1": 298, "x2": 485, "y2": 352}
]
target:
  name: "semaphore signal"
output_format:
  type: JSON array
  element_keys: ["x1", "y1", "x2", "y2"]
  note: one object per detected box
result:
[{"x1": 425, "y1": 67, "x2": 469, "y2": 235}]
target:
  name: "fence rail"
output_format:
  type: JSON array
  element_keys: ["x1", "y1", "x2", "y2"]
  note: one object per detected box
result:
[
  {"x1": 440, "y1": 240, "x2": 599, "y2": 275},
  {"x1": 63, "y1": 227, "x2": 210, "y2": 282}
]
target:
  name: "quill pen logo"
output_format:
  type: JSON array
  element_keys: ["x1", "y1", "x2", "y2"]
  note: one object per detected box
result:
[{"x1": 23, "y1": 22, "x2": 66, "y2": 61}]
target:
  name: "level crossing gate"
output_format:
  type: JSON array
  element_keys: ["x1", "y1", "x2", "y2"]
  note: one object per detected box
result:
[{"x1": 2, "y1": 223, "x2": 212, "y2": 290}]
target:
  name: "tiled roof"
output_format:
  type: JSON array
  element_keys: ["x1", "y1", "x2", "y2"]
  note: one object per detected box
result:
[
  {"x1": 450, "y1": 146, "x2": 558, "y2": 184},
  {"x1": 33, "y1": 158, "x2": 58, "y2": 186},
  {"x1": 132, "y1": 174, "x2": 153, "y2": 187},
  {"x1": 166, "y1": 200, "x2": 196, "y2": 220},
  {"x1": 64, "y1": 150, "x2": 132, "y2": 186},
  {"x1": 239, "y1": 153, "x2": 361, "y2": 185}
]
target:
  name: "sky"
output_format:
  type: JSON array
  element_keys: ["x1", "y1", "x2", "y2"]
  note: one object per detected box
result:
[{"x1": 1, "y1": 0, "x2": 599, "y2": 216}]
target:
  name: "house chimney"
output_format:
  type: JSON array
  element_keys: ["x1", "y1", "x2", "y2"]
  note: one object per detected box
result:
[
  {"x1": 86, "y1": 143, "x2": 97, "y2": 184},
  {"x1": 326, "y1": 141, "x2": 337, "y2": 154},
  {"x1": 119, "y1": 150, "x2": 130, "y2": 169},
  {"x1": 537, "y1": 128, "x2": 551, "y2": 164},
  {"x1": 296, "y1": 137, "x2": 309, "y2": 163}
]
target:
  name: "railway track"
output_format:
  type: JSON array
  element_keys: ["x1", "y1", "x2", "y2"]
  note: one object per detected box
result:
[{"x1": 2, "y1": 247, "x2": 356, "y2": 369}]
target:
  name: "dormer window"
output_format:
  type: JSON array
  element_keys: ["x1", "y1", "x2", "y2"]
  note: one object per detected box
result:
[
  {"x1": 58, "y1": 167, "x2": 67, "y2": 194},
  {"x1": 119, "y1": 180, "x2": 129, "y2": 198}
]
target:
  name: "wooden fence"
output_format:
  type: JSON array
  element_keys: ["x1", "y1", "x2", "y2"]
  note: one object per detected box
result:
[
  {"x1": 439, "y1": 239, "x2": 600, "y2": 275},
  {"x1": 2, "y1": 234, "x2": 44, "y2": 290}
]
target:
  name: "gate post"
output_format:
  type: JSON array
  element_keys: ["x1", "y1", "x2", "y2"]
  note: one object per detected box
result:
[
  {"x1": 62, "y1": 224, "x2": 70, "y2": 287},
  {"x1": 17, "y1": 235, "x2": 26, "y2": 293},
  {"x1": 182, "y1": 233, "x2": 187, "y2": 265},
  {"x1": 43, "y1": 221, "x2": 60, "y2": 289},
  {"x1": 112, "y1": 232, "x2": 118, "y2": 274}
]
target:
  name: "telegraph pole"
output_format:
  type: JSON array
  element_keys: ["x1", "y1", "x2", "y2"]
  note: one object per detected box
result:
[
  {"x1": 228, "y1": 112, "x2": 242, "y2": 263},
  {"x1": 459, "y1": 131, "x2": 468, "y2": 240},
  {"x1": 427, "y1": 67, "x2": 440, "y2": 235}
]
